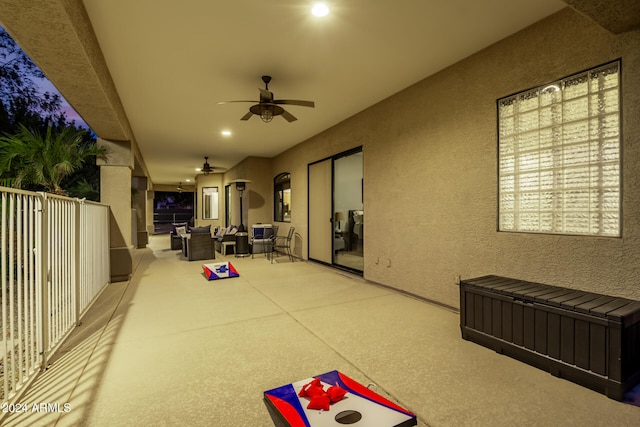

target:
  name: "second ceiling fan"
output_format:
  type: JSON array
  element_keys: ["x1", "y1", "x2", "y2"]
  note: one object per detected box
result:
[{"x1": 219, "y1": 75, "x2": 315, "y2": 123}]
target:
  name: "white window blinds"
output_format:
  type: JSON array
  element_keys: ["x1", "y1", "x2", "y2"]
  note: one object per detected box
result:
[{"x1": 498, "y1": 61, "x2": 621, "y2": 236}]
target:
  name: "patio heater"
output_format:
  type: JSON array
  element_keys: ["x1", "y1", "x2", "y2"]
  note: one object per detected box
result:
[{"x1": 230, "y1": 179, "x2": 252, "y2": 256}]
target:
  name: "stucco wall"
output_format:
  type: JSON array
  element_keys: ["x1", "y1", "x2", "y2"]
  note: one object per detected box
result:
[
  {"x1": 225, "y1": 156, "x2": 273, "y2": 228},
  {"x1": 273, "y1": 8, "x2": 640, "y2": 308}
]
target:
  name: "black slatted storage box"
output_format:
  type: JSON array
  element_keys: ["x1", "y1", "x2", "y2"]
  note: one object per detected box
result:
[{"x1": 460, "y1": 275, "x2": 640, "y2": 400}]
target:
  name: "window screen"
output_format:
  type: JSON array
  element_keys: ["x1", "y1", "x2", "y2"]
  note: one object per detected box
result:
[{"x1": 498, "y1": 60, "x2": 621, "y2": 236}]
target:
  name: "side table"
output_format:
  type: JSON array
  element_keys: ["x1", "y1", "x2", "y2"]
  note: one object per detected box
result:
[{"x1": 235, "y1": 231, "x2": 250, "y2": 257}]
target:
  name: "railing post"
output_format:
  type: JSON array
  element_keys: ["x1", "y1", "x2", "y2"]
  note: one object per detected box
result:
[
  {"x1": 39, "y1": 193, "x2": 49, "y2": 371},
  {"x1": 1, "y1": 191, "x2": 8, "y2": 397},
  {"x1": 75, "y1": 200, "x2": 81, "y2": 326}
]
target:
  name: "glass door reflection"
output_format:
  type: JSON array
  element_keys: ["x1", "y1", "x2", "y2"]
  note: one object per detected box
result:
[{"x1": 333, "y1": 149, "x2": 363, "y2": 273}]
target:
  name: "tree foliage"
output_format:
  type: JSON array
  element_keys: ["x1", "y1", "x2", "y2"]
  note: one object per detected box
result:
[
  {"x1": 0, "y1": 26, "x2": 68, "y2": 133},
  {"x1": 0, "y1": 124, "x2": 107, "y2": 195},
  {"x1": 0, "y1": 25, "x2": 104, "y2": 199}
]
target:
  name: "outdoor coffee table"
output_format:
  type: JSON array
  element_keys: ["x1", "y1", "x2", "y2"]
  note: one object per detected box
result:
[{"x1": 264, "y1": 370, "x2": 417, "y2": 427}]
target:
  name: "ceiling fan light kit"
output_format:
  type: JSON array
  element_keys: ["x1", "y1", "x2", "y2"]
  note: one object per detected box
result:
[
  {"x1": 249, "y1": 103, "x2": 284, "y2": 123},
  {"x1": 219, "y1": 75, "x2": 315, "y2": 123}
]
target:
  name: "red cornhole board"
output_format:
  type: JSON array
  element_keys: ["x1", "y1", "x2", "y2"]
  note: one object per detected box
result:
[
  {"x1": 264, "y1": 370, "x2": 417, "y2": 427},
  {"x1": 202, "y1": 262, "x2": 239, "y2": 280}
]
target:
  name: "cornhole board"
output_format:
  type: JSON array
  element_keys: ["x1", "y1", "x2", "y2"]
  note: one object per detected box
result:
[
  {"x1": 264, "y1": 370, "x2": 417, "y2": 427},
  {"x1": 202, "y1": 262, "x2": 239, "y2": 280}
]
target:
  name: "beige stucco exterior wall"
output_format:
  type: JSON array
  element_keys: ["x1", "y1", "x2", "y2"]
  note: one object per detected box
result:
[
  {"x1": 223, "y1": 156, "x2": 273, "y2": 228},
  {"x1": 273, "y1": 8, "x2": 640, "y2": 308}
]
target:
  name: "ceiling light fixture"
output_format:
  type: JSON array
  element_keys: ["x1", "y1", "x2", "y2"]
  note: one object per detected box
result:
[
  {"x1": 201, "y1": 156, "x2": 213, "y2": 175},
  {"x1": 312, "y1": 2, "x2": 329, "y2": 17},
  {"x1": 221, "y1": 130, "x2": 231, "y2": 136},
  {"x1": 250, "y1": 104, "x2": 284, "y2": 123}
]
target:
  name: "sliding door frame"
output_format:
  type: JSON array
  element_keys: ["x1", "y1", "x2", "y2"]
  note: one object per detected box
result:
[{"x1": 307, "y1": 146, "x2": 363, "y2": 274}]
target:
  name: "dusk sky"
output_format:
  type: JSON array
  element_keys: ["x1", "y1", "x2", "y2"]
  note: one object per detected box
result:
[
  {"x1": 36, "y1": 73, "x2": 90, "y2": 130},
  {"x1": 1, "y1": 23, "x2": 90, "y2": 130}
]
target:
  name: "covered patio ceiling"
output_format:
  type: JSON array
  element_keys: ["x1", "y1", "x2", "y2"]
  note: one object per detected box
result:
[{"x1": 1, "y1": 1, "x2": 637, "y2": 186}]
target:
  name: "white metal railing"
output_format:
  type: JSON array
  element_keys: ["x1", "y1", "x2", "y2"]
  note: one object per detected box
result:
[{"x1": 1, "y1": 187, "x2": 110, "y2": 404}]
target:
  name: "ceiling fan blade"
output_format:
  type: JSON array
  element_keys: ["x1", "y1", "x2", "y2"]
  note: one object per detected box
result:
[
  {"x1": 240, "y1": 111, "x2": 254, "y2": 121},
  {"x1": 280, "y1": 109, "x2": 297, "y2": 122},
  {"x1": 274, "y1": 99, "x2": 315, "y2": 108},
  {"x1": 218, "y1": 100, "x2": 256, "y2": 104}
]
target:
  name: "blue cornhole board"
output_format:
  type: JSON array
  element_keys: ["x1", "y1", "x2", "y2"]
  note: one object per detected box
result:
[{"x1": 202, "y1": 262, "x2": 239, "y2": 280}]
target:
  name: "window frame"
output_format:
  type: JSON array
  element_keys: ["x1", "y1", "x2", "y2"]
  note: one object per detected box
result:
[
  {"x1": 274, "y1": 172, "x2": 291, "y2": 223},
  {"x1": 202, "y1": 186, "x2": 219, "y2": 220},
  {"x1": 497, "y1": 60, "x2": 622, "y2": 237}
]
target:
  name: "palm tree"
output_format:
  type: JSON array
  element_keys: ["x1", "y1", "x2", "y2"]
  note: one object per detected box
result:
[{"x1": 0, "y1": 124, "x2": 107, "y2": 195}]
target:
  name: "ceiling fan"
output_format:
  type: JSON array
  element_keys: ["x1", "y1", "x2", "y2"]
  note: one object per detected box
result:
[
  {"x1": 218, "y1": 75, "x2": 315, "y2": 123},
  {"x1": 200, "y1": 156, "x2": 221, "y2": 175}
]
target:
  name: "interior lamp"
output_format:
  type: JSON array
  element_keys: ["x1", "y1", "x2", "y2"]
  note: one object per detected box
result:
[{"x1": 334, "y1": 211, "x2": 345, "y2": 231}]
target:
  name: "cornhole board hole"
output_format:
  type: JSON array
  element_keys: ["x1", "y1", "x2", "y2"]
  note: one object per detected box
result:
[
  {"x1": 202, "y1": 262, "x2": 239, "y2": 280},
  {"x1": 264, "y1": 370, "x2": 417, "y2": 427}
]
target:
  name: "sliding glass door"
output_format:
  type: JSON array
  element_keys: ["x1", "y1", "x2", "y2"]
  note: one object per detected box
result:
[
  {"x1": 308, "y1": 147, "x2": 363, "y2": 273},
  {"x1": 333, "y1": 150, "x2": 363, "y2": 272}
]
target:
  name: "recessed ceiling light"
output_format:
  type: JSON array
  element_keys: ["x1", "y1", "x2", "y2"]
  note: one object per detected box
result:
[
  {"x1": 186, "y1": 179, "x2": 191, "y2": 182},
  {"x1": 196, "y1": 168, "x2": 202, "y2": 172},
  {"x1": 312, "y1": 3, "x2": 329, "y2": 17},
  {"x1": 221, "y1": 130, "x2": 232, "y2": 136}
]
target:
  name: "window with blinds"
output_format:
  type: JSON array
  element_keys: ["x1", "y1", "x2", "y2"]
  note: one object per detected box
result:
[{"x1": 498, "y1": 60, "x2": 621, "y2": 236}]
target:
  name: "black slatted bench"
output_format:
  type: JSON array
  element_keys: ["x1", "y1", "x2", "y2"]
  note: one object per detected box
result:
[{"x1": 460, "y1": 275, "x2": 640, "y2": 400}]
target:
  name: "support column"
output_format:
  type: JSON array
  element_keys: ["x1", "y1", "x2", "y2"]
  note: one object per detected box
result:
[
  {"x1": 132, "y1": 176, "x2": 149, "y2": 247},
  {"x1": 98, "y1": 139, "x2": 134, "y2": 282},
  {"x1": 146, "y1": 189, "x2": 155, "y2": 235}
]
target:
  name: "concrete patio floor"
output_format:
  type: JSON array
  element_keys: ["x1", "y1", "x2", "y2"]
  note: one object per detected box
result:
[{"x1": 3, "y1": 234, "x2": 639, "y2": 426}]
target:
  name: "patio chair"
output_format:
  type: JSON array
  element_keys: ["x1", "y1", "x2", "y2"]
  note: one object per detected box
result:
[
  {"x1": 272, "y1": 227, "x2": 295, "y2": 263},
  {"x1": 186, "y1": 233, "x2": 215, "y2": 261},
  {"x1": 250, "y1": 224, "x2": 274, "y2": 258},
  {"x1": 251, "y1": 224, "x2": 278, "y2": 259}
]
